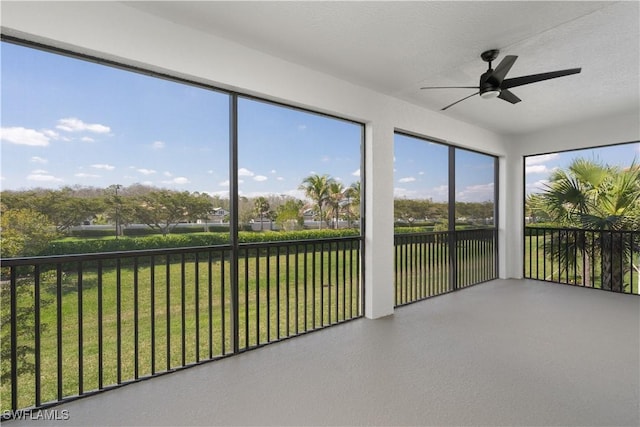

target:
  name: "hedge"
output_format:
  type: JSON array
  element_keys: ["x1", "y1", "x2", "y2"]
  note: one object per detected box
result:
[{"x1": 44, "y1": 229, "x2": 360, "y2": 256}]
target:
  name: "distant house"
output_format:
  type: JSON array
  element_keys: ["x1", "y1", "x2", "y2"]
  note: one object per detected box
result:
[{"x1": 208, "y1": 207, "x2": 229, "y2": 223}]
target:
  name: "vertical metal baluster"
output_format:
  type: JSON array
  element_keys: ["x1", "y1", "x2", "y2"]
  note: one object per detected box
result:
[
  {"x1": 286, "y1": 245, "x2": 290, "y2": 334},
  {"x1": 10, "y1": 267, "x2": 18, "y2": 410},
  {"x1": 276, "y1": 247, "x2": 281, "y2": 339},
  {"x1": 195, "y1": 253, "x2": 200, "y2": 362},
  {"x1": 220, "y1": 249, "x2": 226, "y2": 355},
  {"x1": 320, "y1": 243, "x2": 324, "y2": 326},
  {"x1": 629, "y1": 232, "x2": 635, "y2": 293},
  {"x1": 335, "y1": 242, "x2": 339, "y2": 321},
  {"x1": 78, "y1": 262, "x2": 83, "y2": 394},
  {"x1": 304, "y1": 244, "x2": 308, "y2": 331},
  {"x1": 312, "y1": 244, "x2": 317, "y2": 329},
  {"x1": 342, "y1": 241, "x2": 346, "y2": 320},
  {"x1": 327, "y1": 243, "x2": 332, "y2": 323},
  {"x1": 133, "y1": 257, "x2": 139, "y2": 378},
  {"x1": 256, "y1": 249, "x2": 260, "y2": 345},
  {"x1": 116, "y1": 259, "x2": 122, "y2": 384},
  {"x1": 394, "y1": 238, "x2": 399, "y2": 305},
  {"x1": 34, "y1": 265, "x2": 41, "y2": 407},
  {"x1": 244, "y1": 248, "x2": 249, "y2": 348},
  {"x1": 181, "y1": 254, "x2": 186, "y2": 366},
  {"x1": 208, "y1": 251, "x2": 213, "y2": 359},
  {"x1": 543, "y1": 229, "x2": 547, "y2": 281},
  {"x1": 98, "y1": 261, "x2": 104, "y2": 388},
  {"x1": 150, "y1": 256, "x2": 155, "y2": 375},
  {"x1": 165, "y1": 256, "x2": 171, "y2": 370},
  {"x1": 56, "y1": 265, "x2": 63, "y2": 400},
  {"x1": 295, "y1": 245, "x2": 299, "y2": 334},
  {"x1": 266, "y1": 246, "x2": 271, "y2": 342}
]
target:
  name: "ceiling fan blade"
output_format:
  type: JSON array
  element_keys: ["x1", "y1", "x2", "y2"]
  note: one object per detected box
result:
[
  {"x1": 497, "y1": 89, "x2": 521, "y2": 104},
  {"x1": 421, "y1": 86, "x2": 479, "y2": 90},
  {"x1": 492, "y1": 55, "x2": 518, "y2": 84},
  {"x1": 441, "y1": 91, "x2": 479, "y2": 111},
  {"x1": 501, "y1": 68, "x2": 581, "y2": 89}
]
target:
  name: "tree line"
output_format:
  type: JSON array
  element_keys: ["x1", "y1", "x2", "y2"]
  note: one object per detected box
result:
[{"x1": 0, "y1": 175, "x2": 363, "y2": 256}]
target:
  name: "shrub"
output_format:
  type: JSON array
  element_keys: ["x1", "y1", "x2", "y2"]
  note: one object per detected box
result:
[{"x1": 42, "y1": 229, "x2": 360, "y2": 256}]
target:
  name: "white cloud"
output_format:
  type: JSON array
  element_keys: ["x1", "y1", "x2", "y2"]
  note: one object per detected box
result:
[
  {"x1": 525, "y1": 164, "x2": 549, "y2": 175},
  {"x1": 418, "y1": 171, "x2": 425, "y2": 175},
  {"x1": 163, "y1": 171, "x2": 172, "y2": 177},
  {"x1": 91, "y1": 164, "x2": 115, "y2": 171},
  {"x1": 75, "y1": 173, "x2": 100, "y2": 178},
  {"x1": 526, "y1": 179, "x2": 549, "y2": 193},
  {"x1": 31, "y1": 169, "x2": 48, "y2": 174},
  {"x1": 81, "y1": 137, "x2": 95, "y2": 143},
  {"x1": 351, "y1": 168, "x2": 361, "y2": 177},
  {"x1": 254, "y1": 175, "x2": 268, "y2": 182},
  {"x1": 164, "y1": 177, "x2": 190, "y2": 185},
  {"x1": 1, "y1": 127, "x2": 51, "y2": 146},
  {"x1": 42, "y1": 129, "x2": 61, "y2": 140},
  {"x1": 277, "y1": 177, "x2": 285, "y2": 181},
  {"x1": 238, "y1": 167, "x2": 255, "y2": 177},
  {"x1": 321, "y1": 155, "x2": 331, "y2": 162},
  {"x1": 298, "y1": 124, "x2": 307, "y2": 131},
  {"x1": 219, "y1": 180, "x2": 229, "y2": 187},
  {"x1": 394, "y1": 187, "x2": 418, "y2": 198},
  {"x1": 457, "y1": 183, "x2": 494, "y2": 202},
  {"x1": 56, "y1": 117, "x2": 111, "y2": 133},
  {"x1": 525, "y1": 153, "x2": 559, "y2": 165},
  {"x1": 30, "y1": 156, "x2": 48, "y2": 164},
  {"x1": 398, "y1": 177, "x2": 416, "y2": 183},
  {"x1": 137, "y1": 168, "x2": 156, "y2": 175},
  {"x1": 27, "y1": 172, "x2": 63, "y2": 182},
  {"x1": 271, "y1": 169, "x2": 277, "y2": 174},
  {"x1": 152, "y1": 140, "x2": 165, "y2": 149}
]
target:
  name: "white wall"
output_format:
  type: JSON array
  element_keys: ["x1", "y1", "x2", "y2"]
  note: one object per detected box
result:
[{"x1": 10, "y1": 1, "x2": 616, "y2": 315}]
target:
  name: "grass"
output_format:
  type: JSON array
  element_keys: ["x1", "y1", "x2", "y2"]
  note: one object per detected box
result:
[
  {"x1": 523, "y1": 235, "x2": 638, "y2": 294},
  {"x1": 1, "y1": 247, "x2": 361, "y2": 411}
]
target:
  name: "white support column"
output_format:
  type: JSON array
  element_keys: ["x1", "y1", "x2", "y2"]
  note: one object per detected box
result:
[
  {"x1": 364, "y1": 121, "x2": 395, "y2": 319},
  {"x1": 500, "y1": 150, "x2": 524, "y2": 279}
]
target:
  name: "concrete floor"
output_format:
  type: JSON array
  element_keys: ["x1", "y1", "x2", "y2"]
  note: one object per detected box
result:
[{"x1": 7, "y1": 279, "x2": 639, "y2": 426}]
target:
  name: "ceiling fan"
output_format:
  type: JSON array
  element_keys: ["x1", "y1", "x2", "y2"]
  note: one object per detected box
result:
[{"x1": 421, "y1": 49, "x2": 581, "y2": 110}]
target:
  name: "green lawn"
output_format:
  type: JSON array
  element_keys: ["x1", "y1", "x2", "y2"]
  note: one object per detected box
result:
[
  {"x1": 1, "y1": 247, "x2": 361, "y2": 411},
  {"x1": 524, "y1": 235, "x2": 638, "y2": 293}
]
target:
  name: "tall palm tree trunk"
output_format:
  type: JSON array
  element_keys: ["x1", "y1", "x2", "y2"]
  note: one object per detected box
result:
[{"x1": 601, "y1": 232, "x2": 624, "y2": 292}]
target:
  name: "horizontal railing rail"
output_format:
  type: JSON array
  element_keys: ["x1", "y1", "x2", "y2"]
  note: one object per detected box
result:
[
  {"x1": 524, "y1": 226, "x2": 639, "y2": 294},
  {"x1": 394, "y1": 228, "x2": 498, "y2": 306},
  {"x1": 0, "y1": 236, "x2": 363, "y2": 416}
]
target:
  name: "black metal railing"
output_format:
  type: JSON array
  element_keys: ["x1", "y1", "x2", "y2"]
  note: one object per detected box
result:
[
  {"x1": 0, "y1": 237, "x2": 362, "y2": 415},
  {"x1": 524, "y1": 227, "x2": 639, "y2": 294},
  {"x1": 394, "y1": 228, "x2": 498, "y2": 306}
]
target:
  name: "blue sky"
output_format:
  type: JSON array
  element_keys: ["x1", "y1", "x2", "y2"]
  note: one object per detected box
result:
[
  {"x1": 2, "y1": 42, "x2": 637, "y2": 204},
  {"x1": 525, "y1": 142, "x2": 639, "y2": 195},
  {"x1": 0, "y1": 42, "x2": 361, "y2": 200},
  {"x1": 394, "y1": 134, "x2": 496, "y2": 203}
]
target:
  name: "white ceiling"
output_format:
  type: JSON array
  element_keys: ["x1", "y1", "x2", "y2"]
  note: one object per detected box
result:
[{"x1": 127, "y1": 1, "x2": 639, "y2": 135}]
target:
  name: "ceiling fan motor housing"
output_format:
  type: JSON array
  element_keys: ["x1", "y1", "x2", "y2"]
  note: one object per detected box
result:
[{"x1": 479, "y1": 70, "x2": 501, "y2": 98}]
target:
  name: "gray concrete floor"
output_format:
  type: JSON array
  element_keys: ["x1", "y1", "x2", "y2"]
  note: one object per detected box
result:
[{"x1": 6, "y1": 279, "x2": 639, "y2": 426}]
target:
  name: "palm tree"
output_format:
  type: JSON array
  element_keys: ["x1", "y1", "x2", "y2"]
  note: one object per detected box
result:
[
  {"x1": 299, "y1": 174, "x2": 333, "y2": 229},
  {"x1": 326, "y1": 181, "x2": 345, "y2": 229},
  {"x1": 253, "y1": 196, "x2": 270, "y2": 230},
  {"x1": 537, "y1": 158, "x2": 639, "y2": 291},
  {"x1": 343, "y1": 181, "x2": 361, "y2": 228}
]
